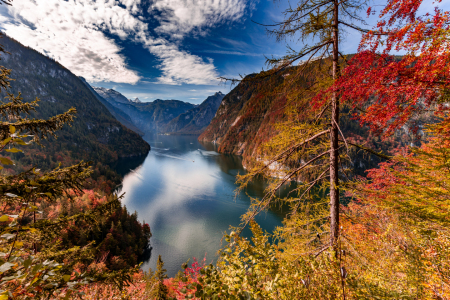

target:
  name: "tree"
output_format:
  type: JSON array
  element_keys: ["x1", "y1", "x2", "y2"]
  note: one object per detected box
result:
[
  {"x1": 337, "y1": 118, "x2": 450, "y2": 298},
  {"x1": 188, "y1": 0, "x2": 450, "y2": 298},
  {"x1": 0, "y1": 19, "x2": 137, "y2": 300},
  {"x1": 150, "y1": 255, "x2": 169, "y2": 300},
  {"x1": 238, "y1": 0, "x2": 377, "y2": 249},
  {"x1": 330, "y1": 0, "x2": 450, "y2": 136}
]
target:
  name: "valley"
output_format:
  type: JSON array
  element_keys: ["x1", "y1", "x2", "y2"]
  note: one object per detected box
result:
[{"x1": 1, "y1": 0, "x2": 448, "y2": 296}]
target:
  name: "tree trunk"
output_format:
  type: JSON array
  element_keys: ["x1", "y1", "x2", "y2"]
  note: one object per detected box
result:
[{"x1": 330, "y1": 0, "x2": 340, "y2": 246}]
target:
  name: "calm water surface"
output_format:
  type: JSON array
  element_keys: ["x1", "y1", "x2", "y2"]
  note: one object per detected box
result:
[{"x1": 116, "y1": 134, "x2": 283, "y2": 276}]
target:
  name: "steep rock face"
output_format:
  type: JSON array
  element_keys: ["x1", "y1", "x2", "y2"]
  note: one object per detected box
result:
[
  {"x1": 79, "y1": 77, "x2": 144, "y2": 136},
  {"x1": 199, "y1": 72, "x2": 287, "y2": 157},
  {"x1": 199, "y1": 68, "x2": 405, "y2": 176},
  {"x1": 91, "y1": 87, "x2": 196, "y2": 133},
  {"x1": 163, "y1": 92, "x2": 224, "y2": 134},
  {"x1": 0, "y1": 34, "x2": 150, "y2": 164}
]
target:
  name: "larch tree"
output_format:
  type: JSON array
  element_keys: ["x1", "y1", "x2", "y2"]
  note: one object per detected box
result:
[
  {"x1": 238, "y1": 0, "x2": 379, "y2": 248},
  {"x1": 179, "y1": 0, "x2": 450, "y2": 298}
]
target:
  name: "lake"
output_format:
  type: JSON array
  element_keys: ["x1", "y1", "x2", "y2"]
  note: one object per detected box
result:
[{"x1": 116, "y1": 134, "x2": 284, "y2": 277}]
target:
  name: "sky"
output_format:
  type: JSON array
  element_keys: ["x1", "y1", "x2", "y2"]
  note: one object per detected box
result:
[{"x1": 0, "y1": 0, "x2": 447, "y2": 104}]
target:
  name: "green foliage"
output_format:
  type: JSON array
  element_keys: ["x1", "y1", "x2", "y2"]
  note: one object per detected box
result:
[
  {"x1": 0, "y1": 32, "x2": 140, "y2": 298},
  {"x1": 189, "y1": 221, "x2": 348, "y2": 299},
  {"x1": 150, "y1": 255, "x2": 169, "y2": 300}
]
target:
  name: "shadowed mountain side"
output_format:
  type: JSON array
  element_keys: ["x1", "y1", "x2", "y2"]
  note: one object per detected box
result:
[
  {"x1": 79, "y1": 77, "x2": 144, "y2": 136},
  {"x1": 162, "y1": 92, "x2": 225, "y2": 135},
  {"x1": 92, "y1": 87, "x2": 196, "y2": 133},
  {"x1": 0, "y1": 33, "x2": 150, "y2": 170}
]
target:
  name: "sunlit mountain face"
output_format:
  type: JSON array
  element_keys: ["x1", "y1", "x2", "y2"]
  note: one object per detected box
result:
[{"x1": 0, "y1": 0, "x2": 293, "y2": 103}]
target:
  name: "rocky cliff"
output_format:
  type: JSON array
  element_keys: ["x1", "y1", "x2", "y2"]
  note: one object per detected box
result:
[
  {"x1": 199, "y1": 67, "x2": 408, "y2": 176},
  {"x1": 162, "y1": 92, "x2": 225, "y2": 134},
  {"x1": 199, "y1": 72, "x2": 287, "y2": 156}
]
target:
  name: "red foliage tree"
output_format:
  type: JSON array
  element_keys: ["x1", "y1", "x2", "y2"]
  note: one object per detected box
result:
[{"x1": 326, "y1": 0, "x2": 450, "y2": 136}]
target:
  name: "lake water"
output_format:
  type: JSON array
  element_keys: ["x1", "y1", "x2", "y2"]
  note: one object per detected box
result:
[{"x1": 116, "y1": 134, "x2": 284, "y2": 277}]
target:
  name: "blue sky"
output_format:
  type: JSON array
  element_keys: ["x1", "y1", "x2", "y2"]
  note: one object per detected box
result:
[{"x1": 0, "y1": 0, "x2": 447, "y2": 103}]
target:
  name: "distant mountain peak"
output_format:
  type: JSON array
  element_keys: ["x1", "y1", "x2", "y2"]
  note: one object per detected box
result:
[
  {"x1": 130, "y1": 97, "x2": 141, "y2": 103},
  {"x1": 92, "y1": 86, "x2": 129, "y2": 104},
  {"x1": 162, "y1": 91, "x2": 225, "y2": 135}
]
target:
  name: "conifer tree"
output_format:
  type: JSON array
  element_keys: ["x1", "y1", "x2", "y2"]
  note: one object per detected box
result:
[
  {"x1": 150, "y1": 255, "x2": 169, "y2": 300},
  {"x1": 238, "y1": 0, "x2": 378, "y2": 248},
  {"x1": 0, "y1": 4, "x2": 138, "y2": 296}
]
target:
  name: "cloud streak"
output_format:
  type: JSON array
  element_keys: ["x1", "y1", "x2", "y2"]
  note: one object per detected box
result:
[
  {"x1": 150, "y1": 43, "x2": 219, "y2": 85},
  {"x1": 0, "y1": 0, "x2": 251, "y2": 85},
  {"x1": 150, "y1": 0, "x2": 247, "y2": 38}
]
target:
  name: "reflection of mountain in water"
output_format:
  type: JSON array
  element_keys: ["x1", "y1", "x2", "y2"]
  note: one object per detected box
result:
[
  {"x1": 111, "y1": 155, "x2": 147, "y2": 177},
  {"x1": 115, "y1": 134, "x2": 286, "y2": 276}
]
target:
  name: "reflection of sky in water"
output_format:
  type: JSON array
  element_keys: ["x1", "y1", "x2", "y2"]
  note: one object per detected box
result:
[{"x1": 118, "y1": 135, "x2": 282, "y2": 276}]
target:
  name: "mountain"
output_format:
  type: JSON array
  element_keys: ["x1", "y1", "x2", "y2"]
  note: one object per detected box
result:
[
  {"x1": 199, "y1": 73, "x2": 285, "y2": 157},
  {"x1": 94, "y1": 87, "x2": 130, "y2": 104},
  {"x1": 130, "y1": 98, "x2": 141, "y2": 103},
  {"x1": 79, "y1": 77, "x2": 144, "y2": 136},
  {"x1": 91, "y1": 87, "x2": 196, "y2": 133},
  {"x1": 0, "y1": 34, "x2": 150, "y2": 176},
  {"x1": 199, "y1": 67, "x2": 407, "y2": 176},
  {"x1": 162, "y1": 92, "x2": 225, "y2": 134}
]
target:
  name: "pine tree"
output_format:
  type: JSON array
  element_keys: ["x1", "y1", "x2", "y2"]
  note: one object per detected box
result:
[
  {"x1": 150, "y1": 255, "x2": 169, "y2": 300},
  {"x1": 237, "y1": 0, "x2": 379, "y2": 249},
  {"x1": 0, "y1": 15, "x2": 137, "y2": 300}
]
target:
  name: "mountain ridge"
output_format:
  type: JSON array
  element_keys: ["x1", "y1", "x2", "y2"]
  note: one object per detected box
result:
[
  {"x1": 91, "y1": 86, "x2": 223, "y2": 135},
  {"x1": 79, "y1": 77, "x2": 144, "y2": 136},
  {"x1": 0, "y1": 33, "x2": 150, "y2": 177},
  {"x1": 162, "y1": 92, "x2": 225, "y2": 135}
]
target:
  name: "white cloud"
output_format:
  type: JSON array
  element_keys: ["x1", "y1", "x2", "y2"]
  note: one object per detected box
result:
[
  {"x1": 150, "y1": 43, "x2": 219, "y2": 85},
  {"x1": 2, "y1": 0, "x2": 144, "y2": 83},
  {"x1": 150, "y1": 0, "x2": 247, "y2": 37},
  {"x1": 0, "y1": 0, "x2": 251, "y2": 85}
]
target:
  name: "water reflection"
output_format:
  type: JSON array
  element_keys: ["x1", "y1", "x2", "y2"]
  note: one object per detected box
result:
[{"x1": 116, "y1": 134, "x2": 283, "y2": 276}]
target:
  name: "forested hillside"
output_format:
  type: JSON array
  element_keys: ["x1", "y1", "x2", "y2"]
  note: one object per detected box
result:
[{"x1": 0, "y1": 34, "x2": 150, "y2": 187}]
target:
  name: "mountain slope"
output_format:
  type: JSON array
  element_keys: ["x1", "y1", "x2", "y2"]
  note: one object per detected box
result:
[
  {"x1": 91, "y1": 87, "x2": 196, "y2": 133},
  {"x1": 162, "y1": 92, "x2": 224, "y2": 134},
  {"x1": 0, "y1": 34, "x2": 150, "y2": 173},
  {"x1": 79, "y1": 78, "x2": 144, "y2": 136},
  {"x1": 199, "y1": 73, "x2": 286, "y2": 156},
  {"x1": 94, "y1": 87, "x2": 131, "y2": 104},
  {"x1": 199, "y1": 67, "x2": 408, "y2": 176}
]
